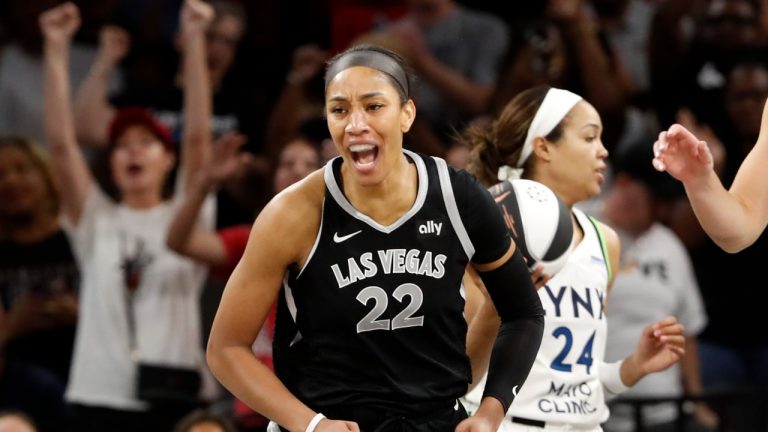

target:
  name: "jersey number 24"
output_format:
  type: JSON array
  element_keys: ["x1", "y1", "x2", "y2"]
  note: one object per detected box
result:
[{"x1": 551, "y1": 326, "x2": 596, "y2": 374}]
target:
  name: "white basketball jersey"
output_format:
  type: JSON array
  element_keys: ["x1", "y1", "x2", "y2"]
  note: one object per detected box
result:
[{"x1": 464, "y1": 209, "x2": 611, "y2": 429}]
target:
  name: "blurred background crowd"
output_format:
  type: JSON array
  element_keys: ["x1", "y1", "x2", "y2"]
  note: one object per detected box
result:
[{"x1": 0, "y1": 0, "x2": 767, "y2": 431}]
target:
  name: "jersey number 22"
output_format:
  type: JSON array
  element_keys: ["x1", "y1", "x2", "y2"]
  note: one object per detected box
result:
[{"x1": 356, "y1": 283, "x2": 425, "y2": 333}]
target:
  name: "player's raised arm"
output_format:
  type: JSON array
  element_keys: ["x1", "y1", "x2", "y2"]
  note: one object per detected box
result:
[
  {"x1": 653, "y1": 98, "x2": 768, "y2": 252},
  {"x1": 41, "y1": 2, "x2": 94, "y2": 226}
]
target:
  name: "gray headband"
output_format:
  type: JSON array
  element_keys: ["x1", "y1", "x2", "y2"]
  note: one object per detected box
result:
[{"x1": 324, "y1": 50, "x2": 409, "y2": 99}]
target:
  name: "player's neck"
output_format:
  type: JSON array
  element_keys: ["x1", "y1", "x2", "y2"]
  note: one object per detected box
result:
[
  {"x1": 570, "y1": 211, "x2": 585, "y2": 248},
  {"x1": 344, "y1": 155, "x2": 417, "y2": 225}
]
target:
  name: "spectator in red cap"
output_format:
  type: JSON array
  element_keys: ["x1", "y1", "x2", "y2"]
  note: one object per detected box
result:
[
  {"x1": 107, "y1": 107, "x2": 175, "y2": 152},
  {"x1": 72, "y1": 1, "x2": 261, "y2": 231},
  {"x1": 41, "y1": 1, "x2": 218, "y2": 431}
]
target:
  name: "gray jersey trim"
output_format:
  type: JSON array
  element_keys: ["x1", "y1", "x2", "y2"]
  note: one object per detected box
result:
[
  {"x1": 297, "y1": 199, "x2": 325, "y2": 278},
  {"x1": 282, "y1": 275, "x2": 302, "y2": 346},
  {"x1": 433, "y1": 157, "x2": 475, "y2": 260},
  {"x1": 323, "y1": 149, "x2": 428, "y2": 233}
]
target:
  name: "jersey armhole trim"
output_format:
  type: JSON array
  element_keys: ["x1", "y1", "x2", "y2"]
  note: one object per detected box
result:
[
  {"x1": 432, "y1": 157, "x2": 475, "y2": 260},
  {"x1": 587, "y1": 215, "x2": 612, "y2": 281},
  {"x1": 282, "y1": 274, "x2": 302, "y2": 346},
  {"x1": 297, "y1": 198, "x2": 325, "y2": 279}
]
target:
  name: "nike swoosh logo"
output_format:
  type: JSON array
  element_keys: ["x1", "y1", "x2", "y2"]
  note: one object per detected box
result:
[
  {"x1": 512, "y1": 385, "x2": 519, "y2": 398},
  {"x1": 333, "y1": 230, "x2": 362, "y2": 243}
]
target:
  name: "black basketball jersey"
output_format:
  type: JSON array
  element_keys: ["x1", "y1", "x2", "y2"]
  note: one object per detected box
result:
[{"x1": 273, "y1": 150, "x2": 508, "y2": 418}]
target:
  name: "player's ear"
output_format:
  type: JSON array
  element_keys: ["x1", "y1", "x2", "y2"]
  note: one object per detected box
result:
[
  {"x1": 532, "y1": 136, "x2": 552, "y2": 162},
  {"x1": 400, "y1": 100, "x2": 416, "y2": 133}
]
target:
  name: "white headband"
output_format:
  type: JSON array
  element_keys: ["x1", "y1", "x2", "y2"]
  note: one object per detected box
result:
[{"x1": 497, "y1": 88, "x2": 583, "y2": 181}]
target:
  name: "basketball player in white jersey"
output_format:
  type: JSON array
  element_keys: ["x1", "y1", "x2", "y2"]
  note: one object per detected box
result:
[
  {"x1": 461, "y1": 86, "x2": 686, "y2": 431},
  {"x1": 652, "y1": 98, "x2": 768, "y2": 252}
]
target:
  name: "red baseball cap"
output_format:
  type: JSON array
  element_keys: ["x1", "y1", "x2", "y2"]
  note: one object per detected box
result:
[{"x1": 107, "y1": 107, "x2": 174, "y2": 152}]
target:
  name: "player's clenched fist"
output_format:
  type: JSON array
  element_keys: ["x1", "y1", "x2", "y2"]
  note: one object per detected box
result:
[
  {"x1": 97, "y1": 26, "x2": 131, "y2": 66},
  {"x1": 39, "y1": 2, "x2": 81, "y2": 45},
  {"x1": 181, "y1": 0, "x2": 215, "y2": 38},
  {"x1": 455, "y1": 416, "x2": 497, "y2": 432}
]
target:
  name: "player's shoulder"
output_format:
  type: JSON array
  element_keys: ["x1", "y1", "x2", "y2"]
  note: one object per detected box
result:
[
  {"x1": 588, "y1": 216, "x2": 620, "y2": 251},
  {"x1": 257, "y1": 169, "x2": 324, "y2": 232},
  {"x1": 422, "y1": 154, "x2": 484, "y2": 192},
  {"x1": 242, "y1": 168, "x2": 325, "y2": 266},
  {"x1": 601, "y1": 221, "x2": 619, "y2": 242},
  {"x1": 279, "y1": 167, "x2": 324, "y2": 200}
]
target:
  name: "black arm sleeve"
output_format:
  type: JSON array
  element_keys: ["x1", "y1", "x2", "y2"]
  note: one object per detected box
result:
[
  {"x1": 450, "y1": 167, "x2": 545, "y2": 412},
  {"x1": 478, "y1": 247, "x2": 544, "y2": 412},
  {"x1": 450, "y1": 168, "x2": 511, "y2": 264}
]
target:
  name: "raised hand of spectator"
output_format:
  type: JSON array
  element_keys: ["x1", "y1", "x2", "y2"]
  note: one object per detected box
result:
[
  {"x1": 199, "y1": 132, "x2": 250, "y2": 191},
  {"x1": 387, "y1": 20, "x2": 429, "y2": 67},
  {"x1": 287, "y1": 44, "x2": 329, "y2": 86},
  {"x1": 180, "y1": 0, "x2": 215, "y2": 40},
  {"x1": 507, "y1": 43, "x2": 558, "y2": 90},
  {"x1": 547, "y1": 0, "x2": 585, "y2": 23},
  {"x1": 166, "y1": 132, "x2": 249, "y2": 267},
  {"x1": 97, "y1": 25, "x2": 131, "y2": 66},
  {"x1": 38, "y1": 2, "x2": 80, "y2": 46}
]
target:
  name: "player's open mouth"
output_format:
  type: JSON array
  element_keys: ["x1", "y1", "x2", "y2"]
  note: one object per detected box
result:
[
  {"x1": 349, "y1": 144, "x2": 378, "y2": 170},
  {"x1": 595, "y1": 166, "x2": 606, "y2": 185},
  {"x1": 127, "y1": 163, "x2": 144, "y2": 176}
]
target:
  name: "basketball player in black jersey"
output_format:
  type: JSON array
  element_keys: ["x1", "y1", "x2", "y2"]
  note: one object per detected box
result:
[{"x1": 207, "y1": 45, "x2": 545, "y2": 432}]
